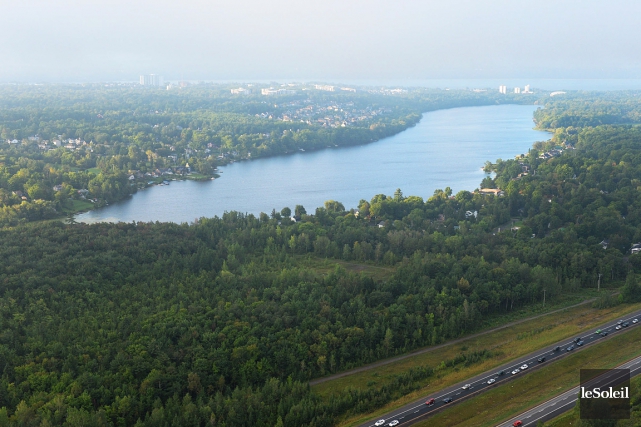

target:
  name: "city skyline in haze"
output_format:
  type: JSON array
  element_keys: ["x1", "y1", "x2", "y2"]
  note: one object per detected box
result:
[{"x1": 1, "y1": 0, "x2": 639, "y2": 83}]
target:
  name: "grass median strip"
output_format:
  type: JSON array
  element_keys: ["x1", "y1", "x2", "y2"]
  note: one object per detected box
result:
[
  {"x1": 412, "y1": 321, "x2": 641, "y2": 427},
  {"x1": 331, "y1": 300, "x2": 641, "y2": 427}
]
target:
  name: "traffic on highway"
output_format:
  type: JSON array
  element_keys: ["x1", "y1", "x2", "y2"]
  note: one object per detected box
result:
[{"x1": 362, "y1": 311, "x2": 641, "y2": 427}]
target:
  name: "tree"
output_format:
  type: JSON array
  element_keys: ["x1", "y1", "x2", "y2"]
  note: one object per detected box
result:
[
  {"x1": 621, "y1": 272, "x2": 641, "y2": 303},
  {"x1": 280, "y1": 207, "x2": 291, "y2": 218},
  {"x1": 295, "y1": 204, "x2": 306, "y2": 218},
  {"x1": 324, "y1": 200, "x2": 345, "y2": 213}
]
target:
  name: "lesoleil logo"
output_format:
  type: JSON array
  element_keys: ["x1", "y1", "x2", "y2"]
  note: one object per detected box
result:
[
  {"x1": 581, "y1": 386, "x2": 629, "y2": 399},
  {"x1": 580, "y1": 369, "x2": 631, "y2": 420}
]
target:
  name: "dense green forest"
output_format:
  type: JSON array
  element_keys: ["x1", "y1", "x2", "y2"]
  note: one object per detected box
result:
[
  {"x1": 2, "y1": 89, "x2": 641, "y2": 426},
  {"x1": 0, "y1": 84, "x2": 528, "y2": 226}
]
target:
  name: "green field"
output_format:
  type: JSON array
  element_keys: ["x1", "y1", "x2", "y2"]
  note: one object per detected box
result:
[
  {"x1": 413, "y1": 319, "x2": 641, "y2": 427},
  {"x1": 86, "y1": 167, "x2": 101, "y2": 175},
  {"x1": 333, "y1": 299, "x2": 641, "y2": 427},
  {"x1": 61, "y1": 199, "x2": 94, "y2": 214}
]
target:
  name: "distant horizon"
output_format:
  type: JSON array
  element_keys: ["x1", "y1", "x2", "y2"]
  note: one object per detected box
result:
[{"x1": 5, "y1": 78, "x2": 641, "y2": 92}]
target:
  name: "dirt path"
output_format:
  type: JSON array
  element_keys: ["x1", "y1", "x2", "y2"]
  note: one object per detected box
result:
[{"x1": 309, "y1": 296, "x2": 605, "y2": 386}]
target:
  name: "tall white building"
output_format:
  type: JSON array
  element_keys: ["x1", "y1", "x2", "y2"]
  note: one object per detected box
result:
[
  {"x1": 514, "y1": 87, "x2": 521, "y2": 94},
  {"x1": 499, "y1": 85, "x2": 507, "y2": 94},
  {"x1": 524, "y1": 84, "x2": 531, "y2": 93},
  {"x1": 139, "y1": 74, "x2": 164, "y2": 87}
]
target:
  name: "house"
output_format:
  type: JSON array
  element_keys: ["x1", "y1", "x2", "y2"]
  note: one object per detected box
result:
[
  {"x1": 128, "y1": 175, "x2": 135, "y2": 181},
  {"x1": 631, "y1": 243, "x2": 641, "y2": 254},
  {"x1": 600, "y1": 239, "x2": 609, "y2": 250},
  {"x1": 377, "y1": 221, "x2": 386, "y2": 228},
  {"x1": 478, "y1": 188, "x2": 505, "y2": 197},
  {"x1": 53, "y1": 184, "x2": 63, "y2": 192}
]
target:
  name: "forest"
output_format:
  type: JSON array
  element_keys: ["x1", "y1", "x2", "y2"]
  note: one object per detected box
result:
[{"x1": 1, "y1": 89, "x2": 641, "y2": 426}]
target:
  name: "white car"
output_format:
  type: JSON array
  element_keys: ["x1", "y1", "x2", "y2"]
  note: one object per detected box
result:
[
  {"x1": 512, "y1": 368, "x2": 521, "y2": 375},
  {"x1": 462, "y1": 384, "x2": 471, "y2": 390},
  {"x1": 388, "y1": 421, "x2": 399, "y2": 427},
  {"x1": 616, "y1": 325, "x2": 622, "y2": 330},
  {"x1": 633, "y1": 319, "x2": 638, "y2": 324},
  {"x1": 520, "y1": 364, "x2": 528, "y2": 370},
  {"x1": 487, "y1": 378, "x2": 496, "y2": 384},
  {"x1": 375, "y1": 421, "x2": 385, "y2": 426}
]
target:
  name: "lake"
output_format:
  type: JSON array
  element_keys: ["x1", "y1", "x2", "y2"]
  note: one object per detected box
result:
[{"x1": 76, "y1": 104, "x2": 549, "y2": 224}]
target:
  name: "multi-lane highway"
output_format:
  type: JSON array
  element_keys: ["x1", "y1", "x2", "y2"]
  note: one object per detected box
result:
[
  {"x1": 497, "y1": 354, "x2": 641, "y2": 427},
  {"x1": 360, "y1": 310, "x2": 641, "y2": 427}
]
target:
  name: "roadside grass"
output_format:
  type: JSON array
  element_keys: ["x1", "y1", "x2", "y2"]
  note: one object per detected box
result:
[
  {"x1": 331, "y1": 299, "x2": 641, "y2": 427},
  {"x1": 412, "y1": 320, "x2": 641, "y2": 427}
]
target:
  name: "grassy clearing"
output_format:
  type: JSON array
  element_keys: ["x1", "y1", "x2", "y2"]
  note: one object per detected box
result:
[
  {"x1": 86, "y1": 167, "x2": 101, "y2": 175},
  {"x1": 301, "y1": 256, "x2": 396, "y2": 281},
  {"x1": 61, "y1": 199, "x2": 94, "y2": 214},
  {"x1": 331, "y1": 300, "x2": 641, "y2": 427},
  {"x1": 412, "y1": 319, "x2": 641, "y2": 427}
]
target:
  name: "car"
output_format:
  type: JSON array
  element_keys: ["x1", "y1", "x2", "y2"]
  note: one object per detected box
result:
[
  {"x1": 462, "y1": 384, "x2": 471, "y2": 390},
  {"x1": 633, "y1": 319, "x2": 638, "y2": 324},
  {"x1": 513, "y1": 421, "x2": 523, "y2": 427},
  {"x1": 616, "y1": 325, "x2": 622, "y2": 330},
  {"x1": 601, "y1": 331, "x2": 608, "y2": 336},
  {"x1": 595, "y1": 329, "x2": 601, "y2": 334},
  {"x1": 567, "y1": 345, "x2": 574, "y2": 351},
  {"x1": 498, "y1": 370, "x2": 505, "y2": 376},
  {"x1": 512, "y1": 368, "x2": 521, "y2": 375},
  {"x1": 425, "y1": 398, "x2": 435, "y2": 406},
  {"x1": 576, "y1": 340, "x2": 584, "y2": 346},
  {"x1": 554, "y1": 346, "x2": 561, "y2": 351},
  {"x1": 521, "y1": 364, "x2": 529, "y2": 370},
  {"x1": 538, "y1": 357, "x2": 546, "y2": 363},
  {"x1": 388, "y1": 421, "x2": 399, "y2": 427},
  {"x1": 443, "y1": 397, "x2": 453, "y2": 403},
  {"x1": 375, "y1": 420, "x2": 385, "y2": 426},
  {"x1": 618, "y1": 320, "x2": 623, "y2": 325},
  {"x1": 487, "y1": 378, "x2": 496, "y2": 384},
  {"x1": 574, "y1": 337, "x2": 582, "y2": 343},
  {"x1": 623, "y1": 322, "x2": 629, "y2": 327}
]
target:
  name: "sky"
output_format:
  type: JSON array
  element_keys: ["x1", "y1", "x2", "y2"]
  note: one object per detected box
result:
[{"x1": 1, "y1": 0, "x2": 640, "y2": 83}]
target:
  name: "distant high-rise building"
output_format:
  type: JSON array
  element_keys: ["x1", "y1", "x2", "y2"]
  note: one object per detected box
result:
[
  {"x1": 499, "y1": 85, "x2": 507, "y2": 94},
  {"x1": 139, "y1": 74, "x2": 164, "y2": 87},
  {"x1": 524, "y1": 84, "x2": 531, "y2": 93},
  {"x1": 514, "y1": 87, "x2": 521, "y2": 94}
]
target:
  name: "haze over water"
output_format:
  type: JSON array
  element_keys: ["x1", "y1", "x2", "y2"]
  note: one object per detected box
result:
[{"x1": 77, "y1": 104, "x2": 549, "y2": 224}]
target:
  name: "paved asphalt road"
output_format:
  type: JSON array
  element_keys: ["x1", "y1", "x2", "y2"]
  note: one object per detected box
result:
[
  {"x1": 359, "y1": 309, "x2": 641, "y2": 427},
  {"x1": 497, "y1": 354, "x2": 641, "y2": 427}
]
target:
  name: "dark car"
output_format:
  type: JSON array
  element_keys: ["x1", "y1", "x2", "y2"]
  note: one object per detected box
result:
[
  {"x1": 601, "y1": 331, "x2": 608, "y2": 336},
  {"x1": 623, "y1": 322, "x2": 629, "y2": 327},
  {"x1": 497, "y1": 370, "x2": 505, "y2": 376},
  {"x1": 554, "y1": 346, "x2": 561, "y2": 351},
  {"x1": 574, "y1": 337, "x2": 582, "y2": 343},
  {"x1": 567, "y1": 345, "x2": 575, "y2": 351},
  {"x1": 443, "y1": 397, "x2": 453, "y2": 403},
  {"x1": 537, "y1": 356, "x2": 546, "y2": 363},
  {"x1": 576, "y1": 340, "x2": 584, "y2": 346}
]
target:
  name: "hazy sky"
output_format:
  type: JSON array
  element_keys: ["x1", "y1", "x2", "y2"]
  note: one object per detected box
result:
[{"x1": 1, "y1": 0, "x2": 639, "y2": 82}]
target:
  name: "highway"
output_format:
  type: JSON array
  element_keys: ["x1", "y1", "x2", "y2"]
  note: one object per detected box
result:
[
  {"x1": 497, "y1": 354, "x2": 641, "y2": 427},
  {"x1": 359, "y1": 310, "x2": 641, "y2": 427}
]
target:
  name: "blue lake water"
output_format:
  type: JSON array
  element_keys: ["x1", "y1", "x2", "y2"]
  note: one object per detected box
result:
[{"x1": 76, "y1": 104, "x2": 549, "y2": 224}]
